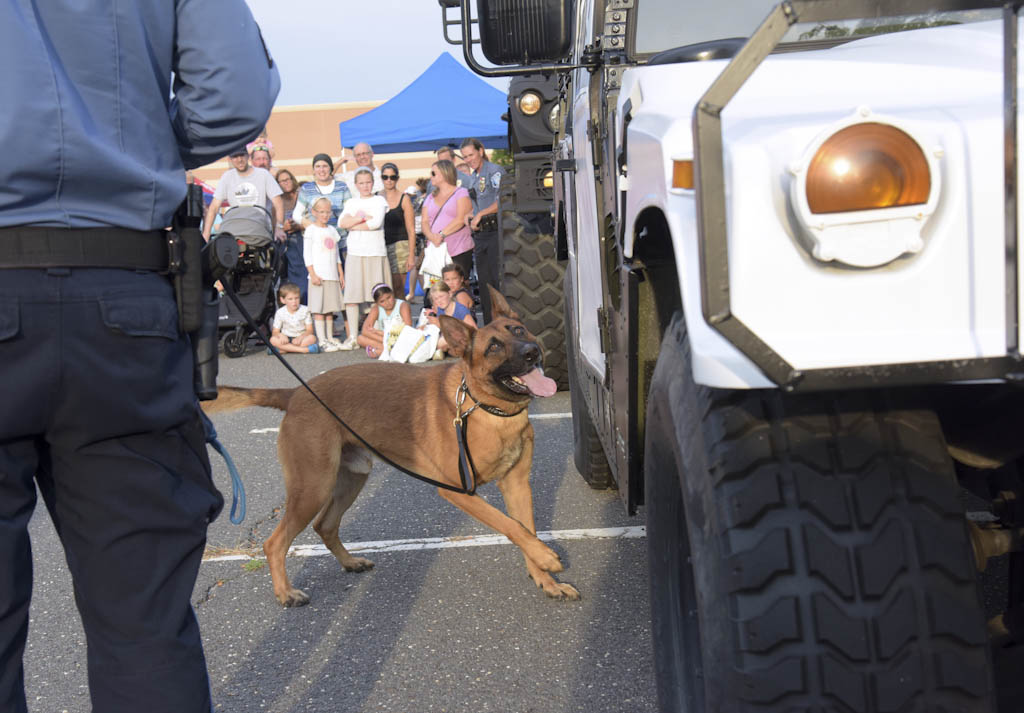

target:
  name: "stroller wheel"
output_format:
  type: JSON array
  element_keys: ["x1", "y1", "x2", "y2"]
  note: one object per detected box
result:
[{"x1": 222, "y1": 327, "x2": 248, "y2": 358}]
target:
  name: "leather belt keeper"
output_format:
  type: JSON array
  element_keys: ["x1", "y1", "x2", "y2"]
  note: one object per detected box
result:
[{"x1": 0, "y1": 227, "x2": 171, "y2": 270}]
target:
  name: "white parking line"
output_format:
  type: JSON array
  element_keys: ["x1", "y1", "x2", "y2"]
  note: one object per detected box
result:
[
  {"x1": 247, "y1": 412, "x2": 571, "y2": 435},
  {"x1": 205, "y1": 525, "x2": 645, "y2": 562}
]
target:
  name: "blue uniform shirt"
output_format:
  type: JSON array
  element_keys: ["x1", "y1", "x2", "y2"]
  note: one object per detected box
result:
[
  {"x1": 455, "y1": 171, "x2": 475, "y2": 194},
  {"x1": 0, "y1": 0, "x2": 281, "y2": 231},
  {"x1": 468, "y1": 160, "x2": 506, "y2": 215}
]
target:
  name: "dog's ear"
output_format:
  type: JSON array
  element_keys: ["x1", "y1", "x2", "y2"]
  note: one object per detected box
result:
[
  {"x1": 487, "y1": 285, "x2": 519, "y2": 321},
  {"x1": 438, "y1": 314, "x2": 475, "y2": 357}
]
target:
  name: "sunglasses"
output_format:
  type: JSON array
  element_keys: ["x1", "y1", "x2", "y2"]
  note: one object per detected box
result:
[
  {"x1": 430, "y1": 171, "x2": 438, "y2": 177},
  {"x1": 381, "y1": 174, "x2": 398, "y2": 180}
]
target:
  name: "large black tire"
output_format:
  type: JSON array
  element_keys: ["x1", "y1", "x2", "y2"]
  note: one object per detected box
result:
[
  {"x1": 499, "y1": 180, "x2": 567, "y2": 391},
  {"x1": 645, "y1": 313, "x2": 993, "y2": 712},
  {"x1": 564, "y1": 268, "x2": 614, "y2": 489}
]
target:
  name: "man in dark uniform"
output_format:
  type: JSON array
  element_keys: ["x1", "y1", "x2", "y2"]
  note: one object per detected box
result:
[
  {"x1": 460, "y1": 138, "x2": 506, "y2": 324},
  {"x1": 0, "y1": 2, "x2": 279, "y2": 712}
]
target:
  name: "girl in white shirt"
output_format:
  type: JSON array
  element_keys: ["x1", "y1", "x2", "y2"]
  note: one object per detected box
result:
[
  {"x1": 303, "y1": 197, "x2": 346, "y2": 351},
  {"x1": 336, "y1": 168, "x2": 389, "y2": 350}
]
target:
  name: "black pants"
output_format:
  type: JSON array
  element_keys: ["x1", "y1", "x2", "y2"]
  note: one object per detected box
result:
[
  {"x1": 0, "y1": 267, "x2": 223, "y2": 713},
  {"x1": 471, "y1": 229, "x2": 499, "y2": 324}
]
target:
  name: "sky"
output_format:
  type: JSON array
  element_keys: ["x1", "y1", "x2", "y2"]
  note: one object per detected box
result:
[{"x1": 245, "y1": 0, "x2": 509, "y2": 107}]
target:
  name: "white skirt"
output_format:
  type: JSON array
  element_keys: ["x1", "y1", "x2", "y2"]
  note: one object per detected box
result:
[
  {"x1": 343, "y1": 255, "x2": 390, "y2": 303},
  {"x1": 307, "y1": 279, "x2": 343, "y2": 314}
]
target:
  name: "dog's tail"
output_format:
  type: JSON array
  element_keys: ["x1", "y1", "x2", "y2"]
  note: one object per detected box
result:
[{"x1": 201, "y1": 386, "x2": 296, "y2": 415}]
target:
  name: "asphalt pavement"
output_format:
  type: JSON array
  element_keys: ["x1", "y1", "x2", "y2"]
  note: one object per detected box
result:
[{"x1": 21, "y1": 326, "x2": 659, "y2": 713}]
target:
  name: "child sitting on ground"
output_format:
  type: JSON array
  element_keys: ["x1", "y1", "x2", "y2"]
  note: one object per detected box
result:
[
  {"x1": 269, "y1": 282, "x2": 319, "y2": 354},
  {"x1": 441, "y1": 262, "x2": 475, "y2": 314},
  {"x1": 304, "y1": 196, "x2": 346, "y2": 352},
  {"x1": 420, "y1": 281, "x2": 476, "y2": 358},
  {"x1": 357, "y1": 283, "x2": 413, "y2": 358}
]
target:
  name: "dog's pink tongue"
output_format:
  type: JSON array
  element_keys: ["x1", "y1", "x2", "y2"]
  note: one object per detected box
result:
[{"x1": 522, "y1": 368, "x2": 557, "y2": 398}]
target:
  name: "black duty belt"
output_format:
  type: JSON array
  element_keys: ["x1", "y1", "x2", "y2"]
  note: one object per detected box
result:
[
  {"x1": 0, "y1": 227, "x2": 170, "y2": 271},
  {"x1": 474, "y1": 214, "x2": 498, "y2": 233}
]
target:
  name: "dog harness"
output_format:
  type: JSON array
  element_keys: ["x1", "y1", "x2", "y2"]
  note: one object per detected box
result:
[{"x1": 452, "y1": 377, "x2": 529, "y2": 494}]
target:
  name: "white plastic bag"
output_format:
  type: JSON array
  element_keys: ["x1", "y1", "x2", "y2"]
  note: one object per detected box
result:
[
  {"x1": 420, "y1": 240, "x2": 451, "y2": 289},
  {"x1": 379, "y1": 317, "x2": 428, "y2": 364},
  {"x1": 389, "y1": 326, "x2": 428, "y2": 363},
  {"x1": 408, "y1": 324, "x2": 440, "y2": 363}
]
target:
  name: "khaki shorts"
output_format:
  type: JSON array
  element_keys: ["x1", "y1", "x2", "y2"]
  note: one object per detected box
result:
[{"x1": 388, "y1": 240, "x2": 414, "y2": 274}]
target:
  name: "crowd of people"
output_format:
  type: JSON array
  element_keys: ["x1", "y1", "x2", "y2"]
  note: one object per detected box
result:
[{"x1": 206, "y1": 136, "x2": 507, "y2": 360}]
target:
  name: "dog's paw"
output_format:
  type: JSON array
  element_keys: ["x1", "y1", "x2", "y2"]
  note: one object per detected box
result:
[
  {"x1": 277, "y1": 587, "x2": 311, "y2": 608},
  {"x1": 530, "y1": 573, "x2": 581, "y2": 601},
  {"x1": 545, "y1": 581, "x2": 581, "y2": 601},
  {"x1": 528, "y1": 544, "x2": 564, "y2": 573},
  {"x1": 342, "y1": 556, "x2": 375, "y2": 572}
]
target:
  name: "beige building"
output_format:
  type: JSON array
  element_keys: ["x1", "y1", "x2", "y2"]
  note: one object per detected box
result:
[{"x1": 191, "y1": 101, "x2": 447, "y2": 192}]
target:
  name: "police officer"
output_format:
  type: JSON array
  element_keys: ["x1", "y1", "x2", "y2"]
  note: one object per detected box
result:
[
  {"x1": 0, "y1": 2, "x2": 279, "y2": 712},
  {"x1": 460, "y1": 138, "x2": 506, "y2": 324}
]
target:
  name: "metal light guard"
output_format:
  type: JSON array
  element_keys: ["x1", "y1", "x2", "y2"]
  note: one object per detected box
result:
[
  {"x1": 439, "y1": 0, "x2": 582, "y2": 77},
  {"x1": 693, "y1": 0, "x2": 1021, "y2": 390},
  {"x1": 440, "y1": 0, "x2": 477, "y2": 47}
]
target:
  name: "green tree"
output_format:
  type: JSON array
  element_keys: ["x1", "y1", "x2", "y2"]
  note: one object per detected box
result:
[{"x1": 490, "y1": 149, "x2": 514, "y2": 170}]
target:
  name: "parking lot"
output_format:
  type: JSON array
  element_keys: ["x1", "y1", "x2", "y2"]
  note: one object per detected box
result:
[{"x1": 23, "y1": 344, "x2": 659, "y2": 713}]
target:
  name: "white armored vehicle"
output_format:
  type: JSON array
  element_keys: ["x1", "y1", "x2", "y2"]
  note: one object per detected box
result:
[{"x1": 442, "y1": 1, "x2": 1023, "y2": 710}]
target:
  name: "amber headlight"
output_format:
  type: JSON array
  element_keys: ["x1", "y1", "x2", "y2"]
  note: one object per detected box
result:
[
  {"x1": 806, "y1": 123, "x2": 930, "y2": 214},
  {"x1": 518, "y1": 92, "x2": 542, "y2": 116},
  {"x1": 789, "y1": 109, "x2": 941, "y2": 268}
]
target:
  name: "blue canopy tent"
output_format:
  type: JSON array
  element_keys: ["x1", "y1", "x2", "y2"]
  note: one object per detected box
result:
[{"x1": 338, "y1": 52, "x2": 507, "y2": 153}]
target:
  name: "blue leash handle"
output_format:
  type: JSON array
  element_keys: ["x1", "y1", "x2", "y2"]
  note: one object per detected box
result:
[{"x1": 200, "y1": 410, "x2": 247, "y2": 524}]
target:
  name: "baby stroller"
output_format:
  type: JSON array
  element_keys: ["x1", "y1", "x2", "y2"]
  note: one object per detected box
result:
[{"x1": 216, "y1": 206, "x2": 282, "y2": 358}]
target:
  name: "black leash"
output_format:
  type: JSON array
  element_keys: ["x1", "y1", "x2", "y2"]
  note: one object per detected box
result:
[{"x1": 219, "y1": 280, "x2": 523, "y2": 495}]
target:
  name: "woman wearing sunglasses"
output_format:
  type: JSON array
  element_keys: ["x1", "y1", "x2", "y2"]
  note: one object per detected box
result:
[{"x1": 378, "y1": 162, "x2": 417, "y2": 296}]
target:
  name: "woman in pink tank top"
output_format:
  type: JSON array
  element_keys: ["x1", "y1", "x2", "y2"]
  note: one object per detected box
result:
[{"x1": 422, "y1": 159, "x2": 474, "y2": 280}]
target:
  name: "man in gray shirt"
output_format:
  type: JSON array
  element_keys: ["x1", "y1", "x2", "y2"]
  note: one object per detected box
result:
[
  {"x1": 336, "y1": 142, "x2": 384, "y2": 194},
  {"x1": 0, "y1": 2, "x2": 278, "y2": 712},
  {"x1": 203, "y1": 148, "x2": 284, "y2": 241},
  {"x1": 460, "y1": 137, "x2": 506, "y2": 323}
]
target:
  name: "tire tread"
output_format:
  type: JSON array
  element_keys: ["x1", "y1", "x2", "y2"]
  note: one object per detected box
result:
[
  {"x1": 499, "y1": 181, "x2": 567, "y2": 390},
  {"x1": 703, "y1": 391, "x2": 991, "y2": 712}
]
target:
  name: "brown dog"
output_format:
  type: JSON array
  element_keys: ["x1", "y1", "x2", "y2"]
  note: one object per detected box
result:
[{"x1": 204, "y1": 287, "x2": 579, "y2": 606}]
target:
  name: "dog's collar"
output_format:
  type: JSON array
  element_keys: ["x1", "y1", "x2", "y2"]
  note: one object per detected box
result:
[
  {"x1": 450, "y1": 377, "x2": 525, "y2": 496},
  {"x1": 455, "y1": 377, "x2": 528, "y2": 420}
]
